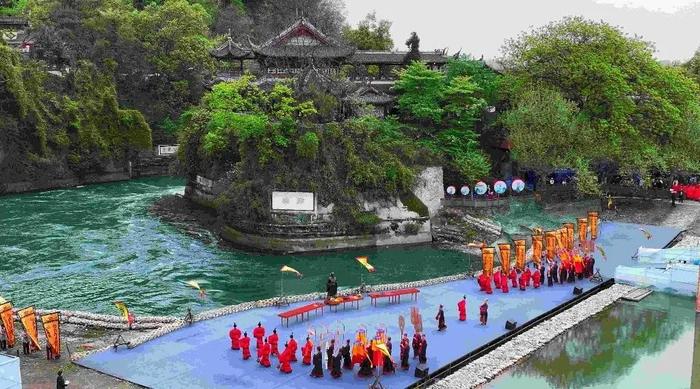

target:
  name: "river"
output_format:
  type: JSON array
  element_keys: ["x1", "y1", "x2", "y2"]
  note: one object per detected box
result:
[
  {"x1": 487, "y1": 292, "x2": 696, "y2": 389},
  {"x1": 0, "y1": 177, "x2": 473, "y2": 316}
]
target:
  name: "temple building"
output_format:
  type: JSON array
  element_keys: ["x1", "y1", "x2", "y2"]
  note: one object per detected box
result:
[{"x1": 212, "y1": 18, "x2": 453, "y2": 115}]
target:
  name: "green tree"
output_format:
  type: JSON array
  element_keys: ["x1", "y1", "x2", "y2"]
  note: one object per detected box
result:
[
  {"x1": 445, "y1": 56, "x2": 502, "y2": 105},
  {"x1": 501, "y1": 16, "x2": 700, "y2": 178},
  {"x1": 683, "y1": 48, "x2": 700, "y2": 85},
  {"x1": 342, "y1": 12, "x2": 393, "y2": 50},
  {"x1": 393, "y1": 61, "x2": 445, "y2": 124}
]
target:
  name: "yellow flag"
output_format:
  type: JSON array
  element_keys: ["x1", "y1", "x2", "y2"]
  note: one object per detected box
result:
[
  {"x1": 41, "y1": 312, "x2": 61, "y2": 356},
  {"x1": 374, "y1": 341, "x2": 393, "y2": 361},
  {"x1": 356, "y1": 256, "x2": 375, "y2": 272},
  {"x1": 280, "y1": 265, "x2": 302, "y2": 277},
  {"x1": 18, "y1": 306, "x2": 39, "y2": 349},
  {"x1": 114, "y1": 301, "x2": 129, "y2": 321},
  {"x1": 0, "y1": 302, "x2": 15, "y2": 347}
]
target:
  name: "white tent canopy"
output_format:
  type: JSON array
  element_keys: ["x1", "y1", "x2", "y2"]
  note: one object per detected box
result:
[
  {"x1": 632, "y1": 246, "x2": 700, "y2": 266},
  {"x1": 0, "y1": 354, "x2": 21, "y2": 389}
]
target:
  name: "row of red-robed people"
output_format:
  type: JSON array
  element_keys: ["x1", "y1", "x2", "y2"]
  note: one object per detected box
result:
[
  {"x1": 477, "y1": 257, "x2": 596, "y2": 294},
  {"x1": 228, "y1": 321, "x2": 429, "y2": 377}
]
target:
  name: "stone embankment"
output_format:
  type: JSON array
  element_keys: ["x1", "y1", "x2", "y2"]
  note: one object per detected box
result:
[
  {"x1": 433, "y1": 207, "x2": 503, "y2": 248},
  {"x1": 429, "y1": 283, "x2": 635, "y2": 389},
  {"x1": 11, "y1": 308, "x2": 178, "y2": 331}
]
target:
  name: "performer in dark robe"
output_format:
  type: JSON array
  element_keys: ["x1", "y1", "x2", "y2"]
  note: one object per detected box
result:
[
  {"x1": 229, "y1": 323, "x2": 241, "y2": 350},
  {"x1": 583, "y1": 256, "x2": 591, "y2": 278},
  {"x1": 435, "y1": 305, "x2": 447, "y2": 331},
  {"x1": 278, "y1": 343, "x2": 292, "y2": 374},
  {"x1": 589, "y1": 256, "x2": 596, "y2": 277},
  {"x1": 358, "y1": 346, "x2": 374, "y2": 377},
  {"x1": 326, "y1": 339, "x2": 335, "y2": 370},
  {"x1": 326, "y1": 272, "x2": 338, "y2": 298},
  {"x1": 310, "y1": 346, "x2": 324, "y2": 377},
  {"x1": 240, "y1": 332, "x2": 251, "y2": 360},
  {"x1": 331, "y1": 351, "x2": 343, "y2": 378},
  {"x1": 302, "y1": 336, "x2": 313, "y2": 365},
  {"x1": 383, "y1": 337, "x2": 395, "y2": 374},
  {"x1": 457, "y1": 296, "x2": 467, "y2": 321},
  {"x1": 479, "y1": 299, "x2": 488, "y2": 325},
  {"x1": 494, "y1": 270, "x2": 502, "y2": 289},
  {"x1": 259, "y1": 338, "x2": 271, "y2": 367},
  {"x1": 552, "y1": 261, "x2": 559, "y2": 283},
  {"x1": 400, "y1": 334, "x2": 410, "y2": 370},
  {"x1": 532, "y1": 267, "x2": 541, "y2": 288},
  {"x1": 509, "y1": 268, "x2": 518, "y2": 288},
  {"x1": 342, "y1": 339, "x2": 353, "y2": 369},
  {"x1": 547, "y1": 266, "x2": 554, "y2": 287},
  {"x1": 559, "y1": 261, "x2": 567, "y2": 284},
  {"x1": 288, "y1": 334, "x2": 298, "y2": 362},
  {"x1": 418, "y1": 335, "x2": 428, "y2": 364},
  {"x1": 501, "y1": 271, "x2": 509, "y2": 293},
  {"x1": 412, "y1": 333, "x2": 421, "y2": 359},
  {"x1": 268, "y1": 328, "x2": 279, "y2": 356},
  {"x1": 568, "y1": 263, "x2": 576, "y2": 283},
  {"x1": 540, "y1": 264, "x2": 546, "y2": 282}
]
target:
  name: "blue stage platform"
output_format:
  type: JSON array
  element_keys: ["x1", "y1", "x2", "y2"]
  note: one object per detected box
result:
[{"x1": 76, "y1": 222, "x2": 680, "y2": 389}]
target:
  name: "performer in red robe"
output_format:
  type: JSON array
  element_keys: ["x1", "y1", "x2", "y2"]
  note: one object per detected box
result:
[
  {"x1": 524, "y1": 266, "x2": 532, "y2": 286},
  {"x1": 371, "y1": 341, "x2": 384, "y2": 370},
  {"x1": 256, "y1": 337, "x2": 264, "y2": 362},
  {"x1": 253, "y1": 322, "x2": 265, "y2": 344},
  {"x1": 302, "y1": 336, "x2": 313, "y2": 365},
  {"x1": 240, "y1": 332, "x2": 251, "y2": 360},
  {"x1": 494, "y1": 271, "x2": 502, "y2": 289},
  {"x1": 574, "y1": 255, "x2": 584, "y2": 279},
  {"x1": 229, "y1": 323, "x2": 241, "y2": 350},
  {"x1": 260, "y1": 338, "x2": 271, "y2": 367},
  {"x1": 509, "y1": 268, "x2": 518, "y2": 287},
  {"x1": 278, "y1": 343, "x2": 292, "y2": 374},
  {"x1": 532, "y1": 267, "x2": 541, "y2": 288},
  {"x1": 457, "y1": 296, "x2": 467, "y2": 321},
  {"x1": 288, "y1": 334, "x2": 298, "y2": 362},
  {"x1": 501, "y1": 271, "x2": 509, "y2": 293},
  {"x1": 518, "y1": 270, "x2": 527, "y2": 291},
  {"x1": 477, "y1": 273, "x2": 487, "y2": 291},
  {"x1": 268, "y1": 328, "x2": 279, "y2": 356}
]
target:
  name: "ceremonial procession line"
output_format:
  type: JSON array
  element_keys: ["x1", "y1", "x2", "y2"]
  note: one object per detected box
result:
[
  {"x1": 70, "y1": 272, "x2": 471, "y2": 361},
  {"x1": 429, "y1": 283, "x2": 635, "y2": 388}
]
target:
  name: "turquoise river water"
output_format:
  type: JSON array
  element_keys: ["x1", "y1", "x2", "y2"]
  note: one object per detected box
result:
[{"x1": 0, "y1": 177, "x2": 472, "y2": 316}]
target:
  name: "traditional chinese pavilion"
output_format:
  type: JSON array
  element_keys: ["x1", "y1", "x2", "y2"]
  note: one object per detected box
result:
[{"x1": 212, "y1": 18, "x2": 452, "y2": 81}]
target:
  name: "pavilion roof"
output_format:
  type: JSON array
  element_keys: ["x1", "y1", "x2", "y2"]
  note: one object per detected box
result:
[
  {"x1": 211, "y1": 37, "x2": 253, "y2": 60},
  {"x1": 250, "y1": 18, "x2": 354, "y2": 59},
  {"x1": 345, "y1": 84, "x2": 395, "y2": 105}
]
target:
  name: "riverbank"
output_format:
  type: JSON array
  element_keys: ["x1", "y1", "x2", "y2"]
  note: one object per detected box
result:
[{"x1": 0, "y1": 154, "x2": 177, "y2": 196}]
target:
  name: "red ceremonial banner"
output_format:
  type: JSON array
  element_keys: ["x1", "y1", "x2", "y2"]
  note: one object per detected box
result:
[
  {"x1": 545, "y1": 231, "x2": 556, "y2": 260},
  {"x1": 0, "y1": 302, "x2": 15, "y2": 347},
  {"x1": 588, "y1": 211, "x2": 599, "y2": 240},
  {"x1": 564, "y1": 223, "x2": 575, "y2": 249},
  {"x1": 18, "y1": 306, "x2": 40, "y2": 349},
  {"x1": 532, "y1": 235, "x2": 543, "y2": 266},
  {"x1": 41, "y1": 312, "x2": 61, "y2": 357},
  {"x1": 481, "y1": 247, "x2": 495, "y2": 277},
  {"x1": 514, "y1": 239, "x2": 526, "y2": 270},
  {"x1": 498, "y1": 243, "x2": 512, "y2": 274},
  {"x1": 578, "y1": 218, "x2": 588, "y2": 243}
]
